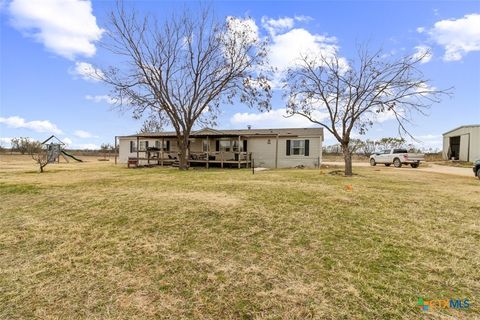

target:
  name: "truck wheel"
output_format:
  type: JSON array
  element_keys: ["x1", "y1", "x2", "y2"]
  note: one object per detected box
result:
[
  {"x1": 393, "y1": 158, "x2": 402, "y2": 168},
  {"x1": 411, "y1": 163, "x2": 419, "y2": 168},
  {"x1": 384, "y1": 164, "x2": 391, "y2": 167},
  {"x1": 370, "y1": 158, "x2": 376, "y2": 166},
  {"x1": 477, "y1": 168, "x2": 480, "y2": 179}
]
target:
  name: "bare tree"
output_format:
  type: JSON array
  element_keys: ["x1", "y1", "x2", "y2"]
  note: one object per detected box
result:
[
  {"x1": 284, "y1": 47, "x2": 450, "y2": 175},
  {"x1": 356, "y1": 139, "x2": 377, "y2": 156},
  {"x1": 100, "y1": 143, "x2": 115, "y2": 159},
  {"x1": 10, "y1": 137, "x2": 42, "y2": 155},
  {"x1": 30, "y1": 145, "x2": 48, "y2": 173},
  {"x1": 139, "y1": 111, "x2": 164, "y2": 133},
  {"x1": 376, "y1": 137, "x2": 406, "y2": 150},
  {"x1": 101, "y1": 3, "x2": 271, "y2": 169}
]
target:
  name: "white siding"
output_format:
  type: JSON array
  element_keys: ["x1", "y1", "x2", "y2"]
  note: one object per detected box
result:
[
  {"x1": 248, "y1": 137, "x2": 277, "y2": 168},
  {"x1": 248, "y1": 136, "x2": 322, "y2": 168},
  {"x1": 277, "y1": 136, "x2": 322, "y2": 168},
  {"x1": 118, "y1": 138, "x2": 177, "y2": 163},
  {"x1": 118, "y1": 133, "x2": 323, "y2": 168}
]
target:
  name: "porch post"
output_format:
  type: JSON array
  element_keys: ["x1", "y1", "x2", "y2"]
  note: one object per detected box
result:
[
  {"x1": 136, "y1": 136, "x2": 139, "y2": 165},
  {"x1": 147, "y1": 144, "x2": 150, "y2": 165},
  {"x1": 114, "y1": 136, "x2": 117, "y2": 165},
  {"x1": 275, "y1": 134, "x2": 279, "y2": 169},
  {"x1": 238, "y1": 135, "x2": 241, "y2": 168},
  {"x1": 161, "y1": 137, "x2": 164, "y2": 167},
  {"x1": 206, "y1": 136, "x2": 209, "y2": 169}
]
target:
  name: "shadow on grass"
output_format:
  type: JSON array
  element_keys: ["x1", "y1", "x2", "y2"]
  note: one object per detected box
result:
[{"x1": 327, "y1": 169, "x2": 362, "y2": 177}]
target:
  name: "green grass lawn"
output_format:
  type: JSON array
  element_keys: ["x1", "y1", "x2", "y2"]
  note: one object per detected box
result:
[{"x1": 1, "y1": 156, "x2": 479, "y2": 319}]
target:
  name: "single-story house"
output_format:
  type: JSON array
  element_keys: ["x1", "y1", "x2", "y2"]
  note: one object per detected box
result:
[
  {"x1": 116, "y1": 127, "x2": 323, "y2": 168},
  {"x1": 442, "y1": 125, "x2": 480, "y2": 162}
]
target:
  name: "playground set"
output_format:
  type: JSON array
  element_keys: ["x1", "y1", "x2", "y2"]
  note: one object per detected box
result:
[{"x1": 41, "y1": 135, "x2": 83, "y2": 163}]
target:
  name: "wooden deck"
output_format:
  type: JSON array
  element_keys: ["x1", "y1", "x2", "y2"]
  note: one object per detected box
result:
[{"x1": 128, "y1": 151, "x2": 252, "y2": 169}]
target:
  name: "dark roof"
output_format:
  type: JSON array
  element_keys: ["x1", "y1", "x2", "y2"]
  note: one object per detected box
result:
[
  {"x1": 41, "y1": 135, "x2": 65, "y2": 145},
  {"x1": 118, "y1": 127, "x2": 323, "y2": 138}
]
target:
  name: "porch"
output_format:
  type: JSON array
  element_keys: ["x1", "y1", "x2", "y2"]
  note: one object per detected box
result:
[
  {"x1": 128, "y1": 150, "x2": 253, "y2": 169},
  {"x1": 123, "y1": 129, "x2": 253, "y2": 169}
]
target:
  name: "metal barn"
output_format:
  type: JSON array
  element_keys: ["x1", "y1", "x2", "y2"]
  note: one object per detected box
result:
[{"x1": 442, "y1": 125, "x2": 480, "y2": 162}]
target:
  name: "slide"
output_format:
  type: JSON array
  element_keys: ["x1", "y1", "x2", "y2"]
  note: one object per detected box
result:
[{"x1": 61, "y1": 150, "x2": 84, "y2": 162}]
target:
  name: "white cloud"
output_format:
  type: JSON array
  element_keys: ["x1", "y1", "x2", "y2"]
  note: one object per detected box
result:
[
  {"x1": 428, "y1": 13, "x2": 480, "y2": 61},
  {"x1": 85, "y1": 94, "x2": 117, "y2": 104},
  {"x1": 223, "y1": 16, "x2": 260, "y2": 66},
  {"x1": 0, "y1": 137, "x2": 13, "y2": 147},
  {"x1": 294, "y1": 15, "x2": 313, "y2": 23},
  {"x1": 416, "y1": 27, "x2": 426, "y2": 33},
  {"x1": 258, "y1": 15, "x2": 343, "y2": 76},
  {"x1": 262, "y1": 25, "x2": 346, "y2": 89},
  {"x1": 74, "y1": 143, "x2": 99, "y2": 150},
  {"x1": 261, "y1": 15, "x2": 313, "y2": 36},
  {"x1": 8, "y1": 0, "x2": 103, "y2": 59},
  {"x1": 261, "y1": 16, "x2": 295, "y2": 35},
  {"x1": 268, "y1": 28, "x2": 339, "y2": 72},
  {"x1": 59, "y1": 137, "x2": 98, "y2": 149},
  {"x1": 408, "y1": 134, "x2": 443, "y2": 151},
  {"x1": 375, "y1": 110, "x2": 398, "y2": 123},
  {"x1": 225, "y1": 16, "x2": 259, "y2": 44},
  {"x1": 412, "y1": 45, "x2": 433, "y2": 63},
  {"x1": 0, "y1": 116, "x2": 62, "y2": 134},
  {"x1": 230, "y1": 108, "x2": 328, "y2": 128},
  {"x1": 414, "y1": 82, "x2": 437, "y2": 97},
  {"x1": 70, "y1": 62, "x2": 104, "y2": 81},
  {"x1": 74, "y1": 130, "x2": 98, "y2": 139},
  {"x1": 417, "y1": 134, "x2": 441, "y2": 140},
  {"x1": 62, "y1": 137, "x2": 72, "y2": 146}
]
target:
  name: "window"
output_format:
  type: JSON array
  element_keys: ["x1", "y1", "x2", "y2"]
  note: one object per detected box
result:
[
  {"x1": 393, "y1": 149, "x2": 408, "y2": 154},
  {"x1": 232, "y1": 140, "x2": 243, "y2": 152},
  {"x1": 139, "y1": 141, "x2": 147, "y2": 151},
  {"x1": 291, "y1": 140, "x2": 305, "y2": 155},
  {"x1": 286, "y1": 139, "x2": 310, "y2": 156},
  {"x1": 130, "y1": 141, "x2": 137, "y2": 152},
  {"x1": 219, "y1": 140, "x2": 231, "y2": 152},
  {"x1": 155, "y1": 140, "x2": 169, "y2": 151},
  {"x1": 216, "y1": 139, "x2": 244, "y2": 152}
]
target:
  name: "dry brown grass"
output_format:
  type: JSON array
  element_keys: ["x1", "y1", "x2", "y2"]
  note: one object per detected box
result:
[
  {"x1": 432, "y1": 160, "x2": 474, "y2": 168},
  {"x1": 322, "y1": 153, "x2": 370, "y2": 162},
  {"x1": 1, "y1": 154, "x2": 479, "y2": 319}
]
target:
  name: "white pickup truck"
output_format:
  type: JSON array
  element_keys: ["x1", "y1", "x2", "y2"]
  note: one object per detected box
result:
[{"x1": 369, "y1": 149, "x2": 424, "y2": 168}]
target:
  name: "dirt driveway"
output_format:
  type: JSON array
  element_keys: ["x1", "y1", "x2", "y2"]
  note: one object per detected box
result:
[{"x1": 322, "y1": 161, "x2": 475, "y2": 177}]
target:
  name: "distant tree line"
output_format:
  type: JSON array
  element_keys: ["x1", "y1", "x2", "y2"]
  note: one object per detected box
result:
[
  {"x1": 1, "y1": 137, "x2": 118, "y2": 154},
  {"x1": 10, "y1": 137, "x2": 42, "y2": 155},
  {"x1": 323, "y1": 137, "x2": 438, "y2": 156}
]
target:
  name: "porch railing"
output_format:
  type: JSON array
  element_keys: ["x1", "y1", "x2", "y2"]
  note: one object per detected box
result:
[{"x1": 135, "y1": 149, "x2": 252, "y2": 168}]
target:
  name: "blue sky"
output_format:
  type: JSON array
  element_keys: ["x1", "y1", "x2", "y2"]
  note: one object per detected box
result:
[{"x1": 1, "y1": 1, "x2": 479, "y2": 150}]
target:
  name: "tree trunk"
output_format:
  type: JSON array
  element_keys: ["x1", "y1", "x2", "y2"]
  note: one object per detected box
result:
[
  {"x1": 177, "y1": 137, "x2": 189, "y2": 170},
  {"x1": 342, "y1": 144, "x2": 353, "y2": 176}
]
